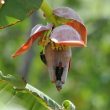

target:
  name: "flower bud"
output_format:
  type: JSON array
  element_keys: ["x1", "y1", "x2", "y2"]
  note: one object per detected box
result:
[{"x1": 45, "y1": 44, "x2": 72, "y2": 90}]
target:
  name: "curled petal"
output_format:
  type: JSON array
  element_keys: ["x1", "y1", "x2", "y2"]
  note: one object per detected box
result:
[
  {"x1": 50, "y1": 25, "x2": 85, "y2": 47},
  {"x1": 53, "y1": 7, "x2": 87, "y2": 45},
  {"x1": 66, "y1": 20, "x2": 87, "y2": 45},
  {"x1": 12, "y1": 32, "x2": 42, "y2": 58},
  {"x1": 30, "y1": 24, "x2": 53, "y2": 36},
  {"x1": 12, "y1": 24, "x2": 53, "y2": 58},
  {"x1": 53, "y1": 7, "x2": 83, "y2": 23}
]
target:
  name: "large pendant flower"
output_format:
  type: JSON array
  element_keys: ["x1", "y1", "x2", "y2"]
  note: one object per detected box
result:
[{"x1": 12, "y1": 7, "x2": 87, "y2": 91}]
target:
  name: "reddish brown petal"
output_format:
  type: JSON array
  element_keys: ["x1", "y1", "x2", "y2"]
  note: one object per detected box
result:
[
  {"x1": 50, "y1": 25, "x2": 85, "y2": 47},
  {"x1": 12, "y1": 32, "x2": 42, "y2": 58},
  {"x1": 66, "y1": 20, "x2": 87, "y2": 45},
  {"x1": 53, "y1": 7, "x2": 83, "y2": 23},
  {"x1": 53, "y1": 7, "x2": 87, "y2": 45},
  {"x1": 12, "y1": 24, "x2": 53, "y2": 58},
  {"x1": 30, "y1": 24, "x2": 53, "y2": 36}
]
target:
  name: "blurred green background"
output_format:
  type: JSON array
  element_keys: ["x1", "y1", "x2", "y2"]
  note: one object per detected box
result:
[{"x1": 0, "y1": 0, "x2": 110, "y2": 110}]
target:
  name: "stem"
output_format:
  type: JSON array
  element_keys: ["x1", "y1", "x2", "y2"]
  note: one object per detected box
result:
[
  {"x1": 0, "y1": 71, "x2": 76, "y2": 110},
  {"x1": 25, "y1": 84, "x2": 61, "y2": 110},
  {"x1": 40, "y1": 0, "x2": 57, "y2": 26}
]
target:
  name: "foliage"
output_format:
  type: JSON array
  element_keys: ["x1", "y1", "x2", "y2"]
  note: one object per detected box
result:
[
  {"x1": 0, "y1": 0, "x2": 110, "y2": 110},
  {"x1": 0, "y1": 71, "x2": 75, "y2": 110},
  {"x1": 0, "y1": 0, "x2": 43, "y2": 29}
]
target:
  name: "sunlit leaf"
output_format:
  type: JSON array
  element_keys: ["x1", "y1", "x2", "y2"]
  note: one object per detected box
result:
[
  {"x1": 0, "y1": 0, "x2": 5, "y2": 8},
  {"x1": 0, "y1": 0, "x2": 43, "y2": 29}
]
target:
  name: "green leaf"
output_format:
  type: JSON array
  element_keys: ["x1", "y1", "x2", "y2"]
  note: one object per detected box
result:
[
  {"x1": 0, "y1": 71, "x2": 26, "y2": 89},
  {"x1": 0, "y1": 0, "x2": 43, "y2": 29},
  {"x1": 0, "y1": 71, "x2": 76, "y2": 110}
]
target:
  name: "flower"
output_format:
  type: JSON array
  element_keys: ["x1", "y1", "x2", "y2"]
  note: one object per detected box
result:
[{"x1": 12, "y1": 7, "x2": 87, "y2": 91}]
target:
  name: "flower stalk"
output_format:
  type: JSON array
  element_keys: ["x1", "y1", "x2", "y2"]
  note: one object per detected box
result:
[{"x1": 40, "y1": 0, "x2": 58, "y2": 26}]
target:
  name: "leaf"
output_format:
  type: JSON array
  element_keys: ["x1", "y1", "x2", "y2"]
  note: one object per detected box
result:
[
  {"x1": 0, "y1": 0, "x2": 43, "y2": 29},
  {"x1": 0, "y1": 71, "x2": 26, "y2": 89},
  {"x1": 0, "y1": 71, "x2": 76, "y2": 110}
]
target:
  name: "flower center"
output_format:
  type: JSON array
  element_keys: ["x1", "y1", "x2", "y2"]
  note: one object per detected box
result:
[{"x1": 38, "y1": 31, "x2": 68, "y2": 51}]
